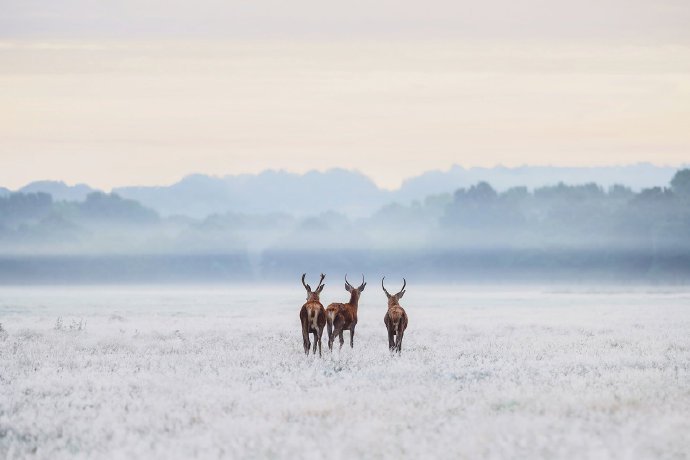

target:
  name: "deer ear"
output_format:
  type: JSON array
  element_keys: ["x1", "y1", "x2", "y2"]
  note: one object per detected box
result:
[
  {"x1": 344, "y1": 283, "x2": 352, "y2": 292},
  {"x1": 396, "y1": 290, "x2": 405, "y2": 300},
  {"x1": 316, "y1": 284, "x2": 325, "y2": 294},
  {"x1": 359, "y1": 282, "x2": 366, "y2": 292}
]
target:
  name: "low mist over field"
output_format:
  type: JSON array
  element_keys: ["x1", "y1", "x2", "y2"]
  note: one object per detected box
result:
[{"x1": 1, "y1": 165, "x2": 689, "y2": 283}]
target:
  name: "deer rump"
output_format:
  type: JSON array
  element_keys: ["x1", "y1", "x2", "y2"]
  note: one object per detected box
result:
[
  {"x1": 301, "y1": 302, "x2": 326, "y2": 334},
  {"x1": 384, "y1": 306, "x2": 408, "y2": 335},
  {"x1": 326, "y1": 303, "x2": 355, "y2": 336},
  {"x1": 384, "y1": 304, "x2": 408, "y2": 353},
  {"x1": 300, "y1": 301, "x2": 327, "y2": 356}
]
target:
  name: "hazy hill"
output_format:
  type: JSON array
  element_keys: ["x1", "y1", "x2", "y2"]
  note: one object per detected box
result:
[
  {"x1": 114, "y1": 169, "x2": 390, "y2": 218},
  {"x1": 114, "y1": 164, "x2": 685, "y2": 217},
  {"x1": 19, "y1": 181, "x2": 97, "y2": 202},
  {"x1": 10, "y1": 164, "x2": 685, "y2": 218}
]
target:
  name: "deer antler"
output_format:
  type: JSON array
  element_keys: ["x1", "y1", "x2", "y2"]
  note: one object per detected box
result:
[
  {"x1": 398, "y1": 278, "x2": 406, "y2": 296},
  {"x1": 358, "y1": 274, "x2": 365, "y2": 290},
  {"x1": 345, "y1": 274, "x2": 354, "y2": 290},
  {"x1": 382, "y1": 276, "x2": 392, "y2": 298},
  {"x1": 316, "y1": 273, "x2": 325, "y2": 290},
  {"x1": 301, "y1": 273, "x2": 311, "y2": 292}
]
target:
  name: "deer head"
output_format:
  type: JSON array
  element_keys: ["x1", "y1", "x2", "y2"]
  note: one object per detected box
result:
[
  {"x1": 344, "y1": 274, "x2": 366, "y2": 303},
  {"x1": 302, "y1": 273, "x2": 325, "y2": 302},
  {"x1": 382, "y1": 277, "x2": 406, "y2": 307}
]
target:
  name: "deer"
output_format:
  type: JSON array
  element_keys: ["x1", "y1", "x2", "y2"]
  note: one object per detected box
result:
[
  {"x1": 326, "y1": 274, "x2": 366, "y2": 351},
  {"x1": 382, "y1": 277, "x2": 408, "y2": 353},
  {"x1": 299, "y1": 273, "x2": 327, "y2": 356}
]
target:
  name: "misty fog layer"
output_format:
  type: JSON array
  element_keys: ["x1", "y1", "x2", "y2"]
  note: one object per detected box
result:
[{"x1": 1, "y1": 168, "x2": 689, "y2": 283}]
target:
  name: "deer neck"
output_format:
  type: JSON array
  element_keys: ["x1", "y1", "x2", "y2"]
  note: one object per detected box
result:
[{"x1": 349, "y1": 291, "x2": 360, "y2": 309}]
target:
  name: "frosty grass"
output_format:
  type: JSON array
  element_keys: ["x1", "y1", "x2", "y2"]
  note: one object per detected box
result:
[{"x1": 1, "y1": 285, "x2": 689, "y2": 459}]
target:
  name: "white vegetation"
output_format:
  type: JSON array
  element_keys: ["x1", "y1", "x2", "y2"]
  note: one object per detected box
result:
[{"x1": 1, "y1": 286, "x2": 689, "y2": 459}]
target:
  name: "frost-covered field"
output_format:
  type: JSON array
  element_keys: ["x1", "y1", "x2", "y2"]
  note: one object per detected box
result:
[{"x1": 1, "y1": 285, "x2": 689, "y2": 459}]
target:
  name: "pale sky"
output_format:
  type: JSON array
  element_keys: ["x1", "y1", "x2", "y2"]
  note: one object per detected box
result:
[{"x1": 1, "y1": 0, "x2": 689, "y2": 190}]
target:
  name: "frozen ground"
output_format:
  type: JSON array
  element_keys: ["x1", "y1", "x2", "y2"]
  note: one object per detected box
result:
[{"x1": 1, "y1": 285, "x2": 689, "y2": 459}]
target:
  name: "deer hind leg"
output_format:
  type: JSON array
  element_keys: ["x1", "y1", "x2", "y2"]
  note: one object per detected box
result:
[
  {"x1": 316, "y1": 326, "x2": 324, "y2": 357},
  {"x1": 312, "y1": 331, "x2": 319, "y2": 355},
  {"x1": 329, "y1": 326, "x2": 342, "y2": 351},
  {"x1": 328, "y1": 329, "x2": 338, "y2": 351},
  {"x1": 330, "y1": 317, "x2": 344, "y2": 351},
  {"x1": 328, "y1": 323, "x2": 337, "y2": 351},
  {"x1": 349, "y1": 326, "x2": 355, "y2": 348},
  {"x1": 302, "y1": 321, "x2": 310, "y2": 355},
  {"x1": 326, "y1": 319, "x2": 333, "y2": 351},
  {"x1": 385, "y1": 316, "x2": 395, "y2": 351},
  {"x1": 395, "y1": 327, "x2": 404, "y2": 354}
]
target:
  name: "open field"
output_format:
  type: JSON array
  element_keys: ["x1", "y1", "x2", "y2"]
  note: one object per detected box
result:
[{"x1": 1, "y1": 285, "x2": 689, "y2": 459}]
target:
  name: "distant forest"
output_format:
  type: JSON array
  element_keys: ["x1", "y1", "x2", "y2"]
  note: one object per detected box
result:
[{"x1": 1, "y1": 169, "x2": 689, "y2": 283}]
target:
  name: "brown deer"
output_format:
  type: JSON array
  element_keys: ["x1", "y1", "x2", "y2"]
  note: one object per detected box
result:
[
  {"x1": 326, "y1": 274, "x2": 366, "y2": 350},
  {"x1": 382, "y1": 277, "x2": 408, "y2": 353},
  {"x1": 299, "y1": 273, "x2": 326, "y2": 356}
]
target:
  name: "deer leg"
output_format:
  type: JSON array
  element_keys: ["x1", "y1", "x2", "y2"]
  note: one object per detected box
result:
[
  {"x1": 330, "y1": 326, "x2": 342, "y2": 351},
  {"x1": 388, "y1": 326, "x2": 396, "y2": 351},
  {"x1": 349, "y1": 326, "x2": 355, "y2": 348},
  {"x1": 312, "y1": 331, "x2": 318, "y2": 355},
  {"x1": 396, "y1": 329, "x2": 404, "y2": 354},
  {"x1": 385, "y1": 315, "x2": 395, "y2": 351},
  {"x1": 330, "y1": 326, "x2": 344, "y2": 351},
  {"x1": 302, "y1": 321, "x2": 310, "y2": 355},
  {"x1": 329, "y1": 325, "x2": 339, "y2": 352},
  {"x1": 331, "y1": 317, "x2": 345, "y2": 351},
  {"x1": 317, "y1": 326, "x2": 323, "y2": 357}
]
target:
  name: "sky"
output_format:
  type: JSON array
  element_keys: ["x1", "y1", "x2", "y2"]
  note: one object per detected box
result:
[{"x1": 1, "y1": 0, "x2": 689, "y2": 190}]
